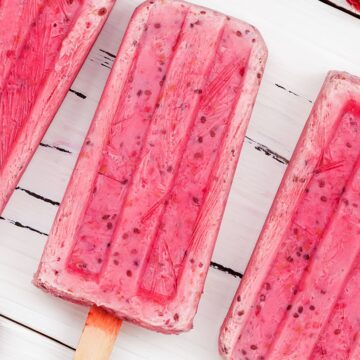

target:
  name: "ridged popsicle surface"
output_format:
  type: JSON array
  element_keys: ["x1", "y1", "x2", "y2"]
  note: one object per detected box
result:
[
  {"x1": 219, "y1": 72, "x2": 360, "y2": 359},
  {"x1": 0, "y1": 0, "x2": 114, "y2": 213},
  {"x1": 34, "y1": 0, "x2": 267, "y2": 333}
]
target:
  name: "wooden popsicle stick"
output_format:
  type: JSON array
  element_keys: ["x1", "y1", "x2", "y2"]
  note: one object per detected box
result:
[{"x1": 74, "y1": 306, "x2": 122, "y2": 360}]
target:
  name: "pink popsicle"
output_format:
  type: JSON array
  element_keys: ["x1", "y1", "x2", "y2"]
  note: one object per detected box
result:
[
  {"x1": 34, "y1": 0, "x2": 267, "y2": 333},
  {"x1": 0, "y1": 0, "x2": 114, "y2": 214},
  {"x1": 219, "y1": 71, "x2": 360, "y2": 359}
]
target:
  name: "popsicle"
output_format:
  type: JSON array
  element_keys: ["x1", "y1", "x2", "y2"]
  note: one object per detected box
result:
[
  {"x1": 0, "y1": 0, "x2": 114, "y2": 214},
  {"x1": 347, "y1": 0, "x2": 360, "y2": 12},
  {"x1": 34, "y1": 0, "x2": 267, "y2": 337},
  {"x1": 219, "y1": 71, "x2": 360, "y2": 360}
]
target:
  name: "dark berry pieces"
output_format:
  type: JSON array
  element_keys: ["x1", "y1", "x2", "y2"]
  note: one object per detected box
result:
[
  {"x1": 133, "y1": 227, "x2": 141, "y2": 234},
  {"x1": 98, "y1": 7, "x2": 107, "y2": 16},
  {"x1": 154, "y1": 23, "x2": 161, "y2": 29},
  {"x1": 126, "y1": 270, "x2": 132, "y2": 277},
  {"x1": 250, "y1": 345, "x2": 258, "y2": 350},
  {"x1": 192, "y1": 196, "x2": 199, "y2": 205},
  {"x1": 200, "y1": 116, "x2": 207, "y2": 123},
  {"x1": 173, "y1": 313, "x2": 179, "y2": 321}
]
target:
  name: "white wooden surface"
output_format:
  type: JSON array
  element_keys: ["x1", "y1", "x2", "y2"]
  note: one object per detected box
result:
[{"x1": 0, "y1": 0, "x2": 359, "y2": 359}]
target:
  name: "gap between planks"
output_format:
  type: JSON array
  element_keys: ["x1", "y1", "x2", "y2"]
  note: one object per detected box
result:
[
  {"x1": 0, "y1": 313, "x2": 76, "y2": 352},
  {"x1": 318, "y1": 0, "x2": 360, "y2": 19}
]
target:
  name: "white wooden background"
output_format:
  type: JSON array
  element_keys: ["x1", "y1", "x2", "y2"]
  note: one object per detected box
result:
[{"x1": 1, "y1": 0, "x2": 359, "y2": 359}]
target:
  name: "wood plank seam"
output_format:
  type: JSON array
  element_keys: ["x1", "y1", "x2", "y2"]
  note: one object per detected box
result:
[
  {"x1": 0, "y1": 313, "x2": 75, "y2": 351},
  {"x1": 39, "y1": 143, "x2": 72, "y2": 154},
  {"x1": 318, "y1": 0, "x2": 360, "y2": 19}
]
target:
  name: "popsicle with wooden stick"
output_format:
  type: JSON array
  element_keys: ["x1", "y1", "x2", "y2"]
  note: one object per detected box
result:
[
  {"x1": 219, "y1": 71, "x2": 360, "y2": 360},
  {"x1": 0, "y1": 0, "x2": 114, "y2": 214},
  {"x1": 34, "y1": 0, "x2": 267, "y2": 356}
]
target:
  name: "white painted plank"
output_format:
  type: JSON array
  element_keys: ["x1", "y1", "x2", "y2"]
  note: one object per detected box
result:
[
  {"x1": 0, "y1": 316, "x2": 73, "y2": 360},
  {"x1": 0, "y1": 0, "x2": 360, "y2": 359}
]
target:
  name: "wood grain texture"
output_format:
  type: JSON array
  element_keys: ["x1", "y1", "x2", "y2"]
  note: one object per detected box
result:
[
  {"x1": 74, "y1": 307, "x2": 122, "y2": 360},
  {"x1": 0, "y1": 0, "x2": 359, "y2": 359}
]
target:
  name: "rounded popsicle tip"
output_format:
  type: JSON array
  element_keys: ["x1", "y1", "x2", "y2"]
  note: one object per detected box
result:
[
  {"x1": 219, "y1": 337, "x2": 232, "y2": 359},
  {"x1": 325, "y1": 70, "x2": 360, "y2": 86},
  {"x1": 218, "y1": 315, "x2": 237, "y2": 360}
]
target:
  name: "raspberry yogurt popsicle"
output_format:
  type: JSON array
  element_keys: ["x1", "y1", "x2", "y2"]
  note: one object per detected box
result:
[
  {"x1": 34, "y1": 0, "x2": 267, "y2": 338},
  {"x1": 0, "y1": 0, "x2": 114, "y2": 214},
  {"x1": 219, "y1": 71, "x2": 360, "y2": 360}
]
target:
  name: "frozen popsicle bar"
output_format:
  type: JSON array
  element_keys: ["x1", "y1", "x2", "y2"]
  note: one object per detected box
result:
[
  {"x1": 219, "y1": 71, "x2": 360, "y2": 359},
  {"x1": 346, "y1": 0, "x2": 360, "y2": 12},
  {"x1": 0, "y1": 0, "x2": 114, "y2": 214},
  {"x1": 34, "y1": 0, "x2": 267, "y2": 333}
]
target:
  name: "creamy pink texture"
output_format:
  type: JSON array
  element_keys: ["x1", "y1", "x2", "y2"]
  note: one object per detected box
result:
[
  {"x1": 0, "y1": 0, "x2": 114, "y2": 214},
  {"x1": 219, "y1": 72, "x2": 360, "y2": 359},
  {"x1": 34, "y1": 0, "x2": 267, "y2": 333}
]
